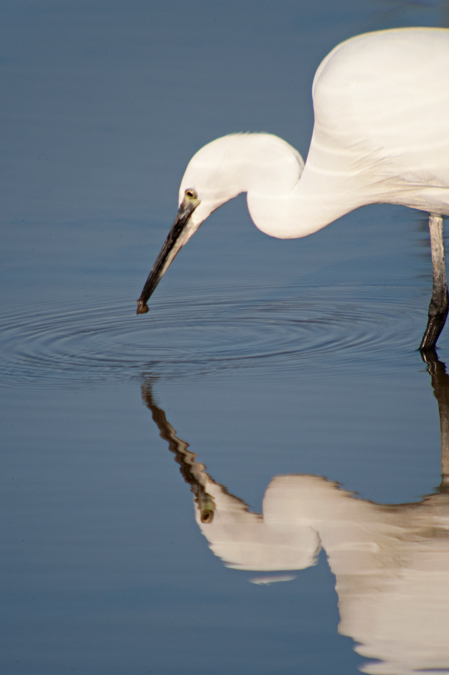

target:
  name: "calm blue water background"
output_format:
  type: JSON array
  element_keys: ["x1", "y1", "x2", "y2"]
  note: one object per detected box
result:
[{"x1": 1, "y1": 1, "x2": 449, "y2": 673}]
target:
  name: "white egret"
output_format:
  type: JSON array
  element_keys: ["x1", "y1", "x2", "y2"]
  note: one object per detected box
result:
[{"x1": 137, "y1": 27, "x2": 449, "y2": 351}]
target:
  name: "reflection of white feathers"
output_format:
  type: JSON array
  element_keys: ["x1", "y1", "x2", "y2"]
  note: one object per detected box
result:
[
  {"x1": 194, "y1": 476, "x2": 320, "y2": 572},
  {"x1": 250, "y1": 575, "x2": 296, "y2": 586},
  {"x1": 290, "y1": 476, "x2": 449, "y2": 675},
  {"x1": 197, "y1": 473, "x2": 449, "y2": 675}
]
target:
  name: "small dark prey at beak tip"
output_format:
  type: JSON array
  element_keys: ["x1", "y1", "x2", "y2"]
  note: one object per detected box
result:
[{"x1": 136, "y1": 192, "x2": 200, "y2": 315}]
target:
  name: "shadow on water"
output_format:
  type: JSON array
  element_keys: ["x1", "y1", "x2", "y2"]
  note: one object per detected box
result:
[{"x1": 142, "y1": 350, "x2": 449, "y2": 675}]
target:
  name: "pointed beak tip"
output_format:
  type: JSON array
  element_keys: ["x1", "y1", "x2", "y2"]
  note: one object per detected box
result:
[{"x1": 136, "y1": 300, "x2": 149, "y2": 315}]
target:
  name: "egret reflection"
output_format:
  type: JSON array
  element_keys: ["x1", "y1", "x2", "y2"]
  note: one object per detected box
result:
[{"x1": 142, "y1": 351, "x2": 449, "y2": 674}]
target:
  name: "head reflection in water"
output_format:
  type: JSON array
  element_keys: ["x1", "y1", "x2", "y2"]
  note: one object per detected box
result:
[
  {"x1": 143, "y1": 351, "x2": 449, "y2": 675},
  {"x1": 142, "y1": 384, "x2": 320, "y2": 571}
]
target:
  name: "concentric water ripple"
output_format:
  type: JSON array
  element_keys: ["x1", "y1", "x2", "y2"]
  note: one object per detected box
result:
[{"x1": 0, "y1": 285, "x2": 422, "y2": 387}]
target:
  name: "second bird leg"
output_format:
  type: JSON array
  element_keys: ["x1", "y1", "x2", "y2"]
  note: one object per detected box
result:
[{"x1": 420, "y1": 214, "x2": 448, "y2": 352}]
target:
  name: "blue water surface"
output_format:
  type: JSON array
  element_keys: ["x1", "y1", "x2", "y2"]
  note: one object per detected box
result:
[{"x1": 1, "y1": 1, "x2": 449, "y2": 673}]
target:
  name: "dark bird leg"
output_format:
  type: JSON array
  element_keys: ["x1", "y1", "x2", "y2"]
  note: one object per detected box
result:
[
  {"x1": 421, "y1": 349, "x2": 449, "y2": 489},
  {"x1": 420, "y1": 214, "x2": 448, "y2": 352}
]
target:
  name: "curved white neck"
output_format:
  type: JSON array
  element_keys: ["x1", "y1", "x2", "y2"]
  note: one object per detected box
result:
[{"x1": 246, "y1": 135, "x2": 370, "y2": 239}]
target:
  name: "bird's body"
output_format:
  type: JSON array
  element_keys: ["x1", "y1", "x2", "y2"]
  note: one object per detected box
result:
[
  {"x1": 298, "y1": 27, "x2": 449, "y2": 232},
  {"x1": 138, "y1": 27, "x2": 449, "y2": 350}
]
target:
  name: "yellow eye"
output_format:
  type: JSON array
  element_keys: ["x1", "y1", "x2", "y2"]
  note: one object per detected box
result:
[
  {"x1": 185, "y1": 188, "x2": 198, "y2": 199},
  {"x1": 200, "y1": 509, "x2": 214, "y2": 523}
]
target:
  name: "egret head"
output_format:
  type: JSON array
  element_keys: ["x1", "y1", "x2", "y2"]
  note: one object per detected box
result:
[
  {"x1": 136, "y1": 133, "x2": 303, "y2": 314},
  {"x1": 136, "y1": 135, "x2": 247, "y2": 314}
]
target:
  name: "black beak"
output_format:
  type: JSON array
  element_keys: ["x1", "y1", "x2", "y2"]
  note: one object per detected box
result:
[{"x1": 137, "y1": 193, "x2": 200, "y2": 315}]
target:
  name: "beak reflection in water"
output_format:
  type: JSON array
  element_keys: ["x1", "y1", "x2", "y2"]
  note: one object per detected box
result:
[
  {"x1": 141, "y1": 383, "x2": 215, "y2": 524},
  {"x1": 137, "y1": 190, "x2": 200, "y2": 315}
]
